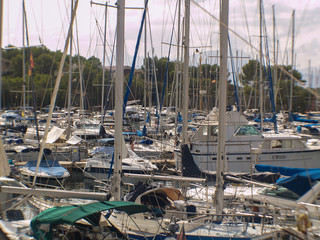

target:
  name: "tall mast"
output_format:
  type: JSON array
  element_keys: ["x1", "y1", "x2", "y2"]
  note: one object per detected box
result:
[
  {"x1": 101, "y1": 2, "x2": 107, "y2": 123},
  {"x1": 174, "y1": 0, "x2": 181, "y2": 138},
  {"x1": 32, "y1": 0, "x2": 79, "y2": 186},
  {"x1": 182, "y1": 0, "x2": 190, "y2": 147},
  {"x1": 67, "y1": 0, "x2": 73, "y2": 134},
  {"x1": 113, "y1": 0, "x2": 125, "y2": 201},
  {"x1": 0, "y1": 0, "x2": 2, "y2": 109},
  {"x1": 143, "y1": 0, "x2": 147, "y2": 129},
  {"x1": 216, "y1": 0, "x2": 228, "y2": 216},
  {"x1": 289, "y1": 10, "x2": 295, "y2": 112},
  {"x1": 308, "y1": 60, "x2": 311, "y2": 111},
  {"x1": 22, "y1": 0, "x2": 26, "y2": 115},
  {"x1": 259, "y1": 0, "x2": 263, "y2": 133},
  {"x1": 0, "y1": 136, "x2": 10, "y2": 177},
  {"x1": 272, "y1": 5, "x2": 277, "y2": 109}
]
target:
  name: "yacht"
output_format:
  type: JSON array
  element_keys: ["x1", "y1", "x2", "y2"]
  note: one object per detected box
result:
[{"x1": 175, "y1": 107, "x2": 320, "y2": 173}]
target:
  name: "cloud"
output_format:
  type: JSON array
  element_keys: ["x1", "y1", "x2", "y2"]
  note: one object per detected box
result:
[{"x1": 2, "y1": 0, "x2": 320, "y2": 79}]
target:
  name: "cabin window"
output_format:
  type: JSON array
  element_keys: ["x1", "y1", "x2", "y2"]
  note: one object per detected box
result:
[
  {"x1": 292, "y1": 140, "x2": 306, "y2": 149},
  {"x1": 270, "y1": 140, "x2": 291, "y2": 149},
  {"x1": 193, "y1": 125, "x2": 218, "y2": 141},
  {"x1": 271, "y1": 140, "x2": 282, "y2": 148},
  {"x1": 282, "y1": 140, "x2": 292, "y2": 148},
  {"x1": 235, "y1": 125, "x2": 260, "y2": 136},
  {"x1": 262, "y1": 141, "x2": 271, "y2": 149},
  {"x1": 202, "y1": 126, "x2": 208, "y2": 136},
  {"x1": 210, "y1": 126, "x2": 218, "y2": 136}
]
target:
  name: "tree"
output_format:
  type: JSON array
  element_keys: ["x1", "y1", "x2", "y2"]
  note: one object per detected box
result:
[{"x1": 240, "y1": 59, "x2": 265, "y2": 85}]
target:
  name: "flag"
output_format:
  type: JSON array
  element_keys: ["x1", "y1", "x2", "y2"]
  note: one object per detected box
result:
[
  {"x1": 28, "y1": 53, "x2": 34, "y2": 76},
  {"x1": 177, "y1": 224, "x2": 186, "y2": 240}
]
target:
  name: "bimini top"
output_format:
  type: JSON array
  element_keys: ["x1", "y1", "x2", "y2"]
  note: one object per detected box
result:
[{"x1": 31, "y1": 200, "x2": 150, "y2": 240}]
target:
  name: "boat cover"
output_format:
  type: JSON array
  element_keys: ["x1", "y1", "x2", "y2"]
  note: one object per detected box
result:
[
  {"x1": 91, "y1": 146, "x2": 114, "y2": 155},
  {"x1": 255, "y1": 164, "x2": 320, "y2": 195},
  {"x1": 31, "y1": 201, "x2": 150, "y2": 240},
  {"x1": 22, "y1": 159, "x2": 68, "y2": 177}
]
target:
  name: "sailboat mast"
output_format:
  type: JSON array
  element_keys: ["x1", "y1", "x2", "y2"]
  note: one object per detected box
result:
[
  {"x1": 0, "y1": 0, "x2": 2, "y2": 109},
  {"x1": 113, "y1": 0, "x2": 125, "y2": 201},
  {"x1": 182, "y1": 0, "x2": 190, "y2": 146},
  {"x1": 22, "y1": 0, "x2": 26, "y2": 115},
  {"x1": 289, "y1": 10, "x2": 295, "y2": 112},
  {"x1": 175, "y1": 0, "x2": 181, "y2": 138},
  {"x1": 32, "y1": 0, "x2": 79, "y2": 186},
  {"x1": 272, "y1": 5, "x2": 277, "y2": 109},
  {"x1": 143, "y1": 0, "x2": 147, "y2": 127},
  {"x1": 67, "y1": 0, "x2": 73, "y2": 137},
  {"x1": 259, "y1": 0, "x2": 263, "y2": 132},
  {"x1": 216, "y1": 0, "x2": 229, "y2": 216},
  {"x1": 101, "y1": 3, "x2": 107, "y2": 122},
  {"x1": 0, "y1": 135, "x2": 10, "y2": 177}
]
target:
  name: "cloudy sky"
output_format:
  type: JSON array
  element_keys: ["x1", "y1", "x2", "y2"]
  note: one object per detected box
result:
[{"x1": 3, "y1": 0, "x2": 320, "y2": 85}]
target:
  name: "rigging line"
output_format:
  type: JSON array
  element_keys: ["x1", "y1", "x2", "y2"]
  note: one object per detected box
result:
[
  {"x1": 147, "y1": 10, "x2": 160, "y2": 114},
  {"x1": 241, "y1": 0, "x2": 254, "y2": 58},
  {"x1": 33, "y1": 0, "x2": 79, "y2": 187},
  {"x1": 104, "y1": 27, "x2": 117, "y2": 113},
  {"x1": 203, "y1": 1, "x2": 214, "y2": 47},
  {"x1": 39, "y1": 44, "x2": 63, "y2": 108},
  {"x1": 280, "y1": 15, "x2": 292, "y2": 68},
  {"x1": 280, "y1": 17, "x2": 293, "y2": 107},
  {"x1": 91, "y1": 4, "x2": 114, "y2": 62},
  {"x1": 190, "y1": 0, "x2": 319, "y2": 99},
  {"x1": 27, "y1": 0, "x2": 42, "y2": 44},
  {"x1": 23, "y1": 0, "x2": 41, "y2": 144},
  {"x1": 85, "y1": 9, "x2": 104, "y2": 60},
  {"x1": 228, "y1": 35, "x2": 239, "y2": 112},
  {"x1": 61, "y1": 0, "x2": 71, "y2": 44},
  {"x1": 55, "y1": 0, "x2": 67, "y2": 51},
  {"x1": 262, "y1": 5, "x2": 278, "y2": 133},
  {"x1": 123, "y1": 0, "x2": 149, "y2": 116},
  {"x1": 73, "y1": 9, "x2": 84, "y2": 111},
  {"x1": 159, "y1": 0, "x2": 179, "y2": 113},
  {"x1": 161, "y1": 0, "x2": 176, "y2": 58},
  {"x1": 294, "y1": 0, "x2": 311, "y2": 37},
  {"x1": 190, "y1": 15, "x2": 206, "y2": 50}
]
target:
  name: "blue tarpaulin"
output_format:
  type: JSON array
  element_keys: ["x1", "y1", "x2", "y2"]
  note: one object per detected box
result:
[
  {"x1": 289, "y1": 113, "x2": 318, "y2": 123},
  {"x1": 255, "y1": 164, "x2": 320, "y2": 196}
]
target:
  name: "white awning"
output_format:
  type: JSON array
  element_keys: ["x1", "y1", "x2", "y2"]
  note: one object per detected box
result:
[
  {"x1": 66, "y1": 135, "x2": 83, "y2": 145},
  {"x1": 46, "y1": 126, "x2": 65, "y2": 144}
]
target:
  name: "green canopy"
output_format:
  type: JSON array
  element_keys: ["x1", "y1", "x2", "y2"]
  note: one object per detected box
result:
[{"x1": 31, "y1": 200, "x2": 150, "y2": 240}]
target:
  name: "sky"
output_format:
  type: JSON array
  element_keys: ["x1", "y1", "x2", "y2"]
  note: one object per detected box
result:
[{"x1": 3, "y1": 0, "x2": 320, "y2": 86}]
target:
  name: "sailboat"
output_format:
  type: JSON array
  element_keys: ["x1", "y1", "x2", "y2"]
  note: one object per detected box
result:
[
  {"x1": 0, "y1": 127, "x2": 49, "y2": 239},
  {"x1": 106, "y1": 1, "x2": 290, "y2": 240}
]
